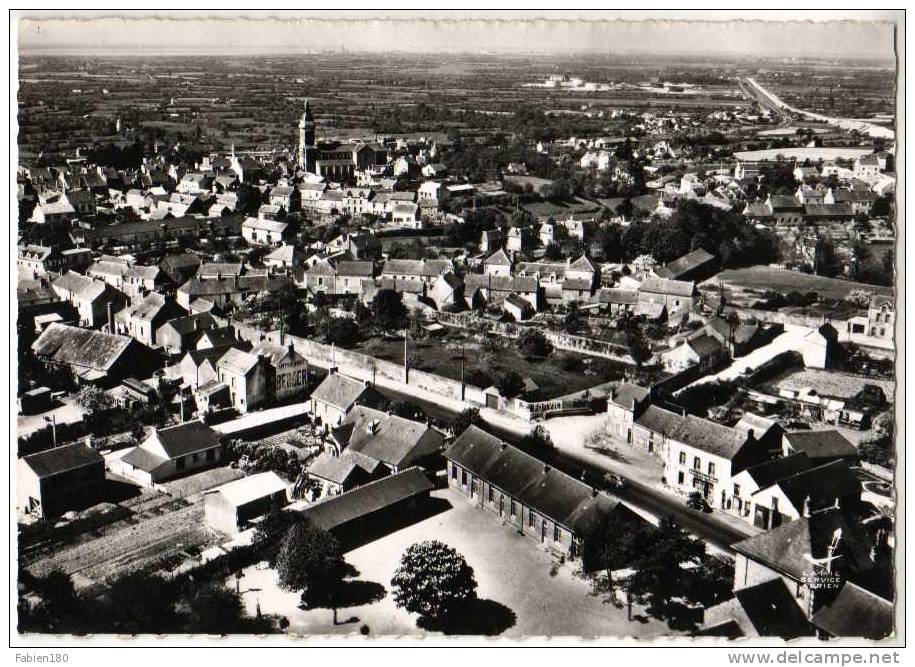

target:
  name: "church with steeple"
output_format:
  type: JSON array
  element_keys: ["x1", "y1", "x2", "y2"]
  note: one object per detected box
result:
[{"x1": 294, "y1": 99, "x2": 387, "y2": 183}]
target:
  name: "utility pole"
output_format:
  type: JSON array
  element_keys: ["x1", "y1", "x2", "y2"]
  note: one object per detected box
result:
[
  {"x1": 460, "y1": 343, "x2": 466, "y2": 401},
  {"x1": 44, "y1": 415, "x2": 57, "y2": 447},
  {"x1": 403, "y1": 330, "x2": 409, "y2": 384}
]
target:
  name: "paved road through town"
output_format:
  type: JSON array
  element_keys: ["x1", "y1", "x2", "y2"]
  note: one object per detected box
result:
[{"x1": 377, "y1": 385, "x2": 756, "y2": 551}]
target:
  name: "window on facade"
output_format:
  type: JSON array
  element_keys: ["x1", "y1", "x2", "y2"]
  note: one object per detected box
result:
[
  {"x1": 708, "y1": 462, "x2": 716, "y2": 476},
  {"x1": 679, "y1": 452, "x2": 686, "y2": 465},
  {"x1": 488, "y1": 486, "x2": 494, "y2": 502},
  {"x1": 451, "y1": 464, "x2": 457, "y2": 480},
  {"x1": 510, "y1": 500, "x2": 516, "y2": 518},
  {"x1": 678, "y1": 471, "x2": 684, "y2": 485},
  {"x1": 693, "y1": 456, "x2": 701, "y2": 470},
  {"x1": 192, "y1": 453, "x2": 199, "y2": 463},
  {"x1": 733, "y1": 484, "x2": 740, "y2": 497},
  {"x1": 529, "y1": 511, "x2": 535, "y2": 528},
  {"x1": 175, "y1": 456, "x2": 185, "y2": 471},
  {"x1": 461, "y1": 470, "x2": 467, "y2": 486},
  {"x1": 206, "y1": 449, "x2": 215, "y2": 462},
  {"x1": 554, "y1": 525, "x2": 561, "y2": 542}
]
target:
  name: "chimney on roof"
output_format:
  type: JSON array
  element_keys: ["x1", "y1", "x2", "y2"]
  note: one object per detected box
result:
[
  {"x1": 592, "y1": 487, "x2": 599, "y2": 498},
  {"x1": 107, "y1": 301, "x2": 114, "y2": 333},
  {"x1": 543, "y1": 464, "x2": 550, "y2": 475}
]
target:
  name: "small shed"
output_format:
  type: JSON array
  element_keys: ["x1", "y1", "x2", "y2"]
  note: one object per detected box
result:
[{"x1": 204, "y1": 471, "x2": 289, "y2": 534}]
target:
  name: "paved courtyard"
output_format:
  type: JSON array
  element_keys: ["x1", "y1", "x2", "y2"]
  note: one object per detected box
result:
[{"x1": 231, "y1": 487, "x2": 678, "y2": 639}]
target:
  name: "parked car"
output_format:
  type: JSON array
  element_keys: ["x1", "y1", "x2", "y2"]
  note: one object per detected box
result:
[{"x1": 605, "y1": 473, "x2": 629, "y2": 490}]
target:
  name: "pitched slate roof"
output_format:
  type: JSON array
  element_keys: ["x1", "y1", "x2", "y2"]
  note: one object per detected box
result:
[
  {"x1": 639, "y1": 277, "x2": 695, "y2": 298},
  {"x1": 596, "y1": 288, "x2": 639, "y2": 306},
  {"x1": 216, "y1": 347, "x2": 260, "y2": 376},
  {"x1": 149, "y1": 421, "x2": 221, "y2": 458},
  {"x1": 310, "y1": 373, "x2": 376, "y2": 411},
  {"x1": 307, "y1": 450, "x2": 381, "y2": 485},
  {"x1": 341, "y1": 406, "x2": 441, "y2": 468},
  {"x1": 198, "y1": 326, "x2": 238, "y2": 348},
  {"x1": 300, "y1": 468, "x2": 433, "y2": 532},
  {"x1": 730, "y1": 579, "x2": 815, "y2": 638},
  {"x1": 463, "y1": 273, "x2": 539, "y2": 294},
  {"x1": 52, "y1": 271, "x2": 107, "y2": 302},
  {"x1": 485, "y1": 249, "x2": 512, "y2": 266},
  {"x1": 635, "y1": 405, "x2": 749, "y2": 460},
  {"x1": 610, "y1": 383, "x2": 650, "y2": 410},
  {"x1": 732, "y1": 507, "x2": 875, "y2": 581},
  {"x1": 445, "y1": 425, "x2": 640, "y2": 536},
  {"x1": 381, "y1": 258, "x2": 452, "y2": 278},
  {"x1": 32, "y1": 323, "x2": 133, "y2": 372},
  {"x1": 21, "y1": 443, "x2": 103, "y2": 478},
  {"x1": 738, "y1": 453, "x2": 812, "y2": 490},
  {"x1": 811, "y1": 582, "x2": 894, "y2": 639},
  {"x1": 783, "y1": 430, "x2": 858, "y2": 460},
  {"x1": 654, "y1": 248, "x2": 715, "y2": 280},
  {"x1": 770, "y1": 460, "x2": 862, "y2": 511}
]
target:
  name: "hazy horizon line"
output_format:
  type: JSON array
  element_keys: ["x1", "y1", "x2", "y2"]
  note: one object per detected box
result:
[{"x1": 17, "y1": 45, "x2": 896, "y2": 62}]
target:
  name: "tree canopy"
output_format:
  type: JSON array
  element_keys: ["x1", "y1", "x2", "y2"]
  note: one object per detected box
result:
[{"x1": 390, "y1": 540, "x2": 478, "y2": 624}]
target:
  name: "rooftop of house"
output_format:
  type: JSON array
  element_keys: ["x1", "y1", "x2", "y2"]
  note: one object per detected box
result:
[
  {"x1": 20, "y1": 443, "x2": 103, "y2": 479},
  {"x1": 32, "y1": 323, "x2": 134, "y2": 373},
  {"x1": 769, "y1": 459, "x2": 862, "y2": 511},
  {"x1": 737, "y1": 453, "x2": 812, "y2": 490},
  {"x1": 381, "y1": 258, "x2": 452, "y2": 277},
  {"x1": 654, "y1": 248, "x2": 716, "y2": 280},
  {"x1": 484, "y1": 249, "x2": 512, "y2": 266},
  {"x1": 308, "y1": 451, "x2": 374, "y2": 485},
  {"x1": 341, "y1": 406, "x2": 441, "y2": 468},
  {"x1": 810, "y1": 582, "x2": 894, "y2": 640},
  {"x1": 610, "y1": 382, "x2": 651, "y2": 410},
  {"x1": 51, "y1": 271, "x2": 107, "y2": 302},
  {"x1": 783, "y1": 430, "x2": 858, "y2": 460},
  {"x1": 731, "y1": 507, "x2": 875, "y2": 581},
  {"x1": 146, "y1": 420, "x2": 221, "y2": 459},
  {"x1": 703, "y1": 578, "x2": 814, "y2": 639},
  {"x1": 311, "y1": 373, "x2": 379, "y2": 411},
  {"x1": 635, "y1": 405, "x2": 749, "y2": 460},
  {"x1": 638, "y1": 277, "x2": 696, "y2": 298},
  {"x1": 216, "y1": 347, "x2": 260, "y2": 376}
]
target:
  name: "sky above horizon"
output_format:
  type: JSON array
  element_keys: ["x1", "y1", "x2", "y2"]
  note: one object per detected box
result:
[{"x1": 17, "y1": 12, "x2": 898, "y2": 59}]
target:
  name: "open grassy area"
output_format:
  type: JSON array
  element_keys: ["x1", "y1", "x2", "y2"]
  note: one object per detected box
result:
[
  {"x1": 710, "y1": 266, "x2": 893, "y2": 302},
  {"x1": 357, "y1": 333, "x2": 611, "y2": 401}
]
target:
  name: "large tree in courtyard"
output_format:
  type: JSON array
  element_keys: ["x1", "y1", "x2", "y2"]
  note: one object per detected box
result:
[
  {"x1": 391, "y1": 540, "x2": 478, "y2": 626},
  {"x1": 276, "y1": 521, "x2": 345, "y2": 609}
]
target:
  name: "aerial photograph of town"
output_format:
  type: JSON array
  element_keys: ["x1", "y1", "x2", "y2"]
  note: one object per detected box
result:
[{"x1": 10, "y1": 9, "x2": 902, "y2": 650}]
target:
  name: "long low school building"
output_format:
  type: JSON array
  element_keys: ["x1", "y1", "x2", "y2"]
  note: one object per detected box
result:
[{"x1": 444, "y1": 425, "x2": 644, "y2": 560}]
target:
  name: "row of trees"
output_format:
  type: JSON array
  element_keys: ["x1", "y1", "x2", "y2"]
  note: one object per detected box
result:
[{"x1": 582, "y1": 514, "x2": 734, "y2": 627}]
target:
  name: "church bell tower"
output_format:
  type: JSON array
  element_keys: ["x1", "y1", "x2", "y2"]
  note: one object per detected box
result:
[{"x1": 297, "y1": 99, "x2": 316, "y2": 172}]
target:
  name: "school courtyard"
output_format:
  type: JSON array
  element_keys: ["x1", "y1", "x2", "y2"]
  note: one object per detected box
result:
[{"x1": 231, "y1": 487, "x2": 677, "y2": 639}]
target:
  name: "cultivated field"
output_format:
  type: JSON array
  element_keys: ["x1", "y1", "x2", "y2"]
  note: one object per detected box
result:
[{"x1": 709, "y1": 266, "x2": 894, "y2": 302}]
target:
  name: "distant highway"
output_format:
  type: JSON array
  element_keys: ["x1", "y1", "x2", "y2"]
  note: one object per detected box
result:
[{"x1": 741, "y1": 77, "x2": 894, "y2": 140}]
